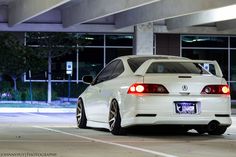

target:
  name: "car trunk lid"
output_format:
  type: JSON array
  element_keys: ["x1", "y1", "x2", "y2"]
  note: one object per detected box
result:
[{"x1": 134, "y1": 59, "x2": 224, "y2": 96}]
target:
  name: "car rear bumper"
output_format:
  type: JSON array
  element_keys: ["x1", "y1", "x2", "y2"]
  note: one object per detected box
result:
[
  {"x1": 121, "y1": 115, "x2": 231, "y2": 127},
  {"x1": 120, "y1": 95, "x2": 231, "y2": 127}
]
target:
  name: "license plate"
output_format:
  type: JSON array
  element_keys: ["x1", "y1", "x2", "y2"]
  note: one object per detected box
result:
[{"x1": 175, "y1": 102, "x2": 197, "y2": 114}]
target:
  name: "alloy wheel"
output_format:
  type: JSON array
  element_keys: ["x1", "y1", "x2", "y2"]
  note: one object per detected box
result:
[
  {"x1": 109, "y1": 100, "x2": 118, "y2": 131},
  {"x1": 76, "y1": 101, "x2": 82, "y2": 125}
]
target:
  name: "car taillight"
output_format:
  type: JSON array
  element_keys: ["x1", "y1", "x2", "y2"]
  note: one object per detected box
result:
[
  {"x1": 127, "y1": 83, "x2": 169, "y2": 94},
  {"x1": 201, "y1": 85, "x2": 230, "y2": 95}
]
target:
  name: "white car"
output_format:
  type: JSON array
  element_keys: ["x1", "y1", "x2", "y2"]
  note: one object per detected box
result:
[{"x1": 76, "y1": 55, "x2": 231, "y2": 135}]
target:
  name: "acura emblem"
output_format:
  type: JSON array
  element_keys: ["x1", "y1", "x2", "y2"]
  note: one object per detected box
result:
[{"x1": 182, "y1": 85, "x2": 188, "y2": 91}]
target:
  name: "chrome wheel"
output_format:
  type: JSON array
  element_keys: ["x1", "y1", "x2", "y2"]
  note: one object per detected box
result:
[{"x1": 108, "y1": 100, "x2": 124, "y2": 135}]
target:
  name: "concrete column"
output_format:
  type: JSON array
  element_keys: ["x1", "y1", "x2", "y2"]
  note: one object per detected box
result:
[{"x1": 134, "y1": 22, "x2": 154, "y2": 55}]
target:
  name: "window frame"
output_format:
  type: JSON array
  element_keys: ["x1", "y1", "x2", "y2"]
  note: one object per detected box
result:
[{"x1": 92, "y1": 59, "x2": 123, "y2": 85}]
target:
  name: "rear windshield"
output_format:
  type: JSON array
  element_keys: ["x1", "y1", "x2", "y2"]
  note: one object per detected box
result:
[
  {"x1": 146, "y1": 62, "x2": 209, "y2": 74},
  {"x1": 128, "y1": 57, "x2": 171, "y2": 72}
]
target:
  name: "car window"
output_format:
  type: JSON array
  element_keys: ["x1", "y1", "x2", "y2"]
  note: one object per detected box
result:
[
  {"x1": 110, "y1": 60, "x2": 124, "y2": 79},
  {"x1": 199, "y1": 63, "x2": 216, "y2": 75},
  {"x1": 127, "y1": 57, "x2": 171, "y2": 72},
  {"x1": 93, "y1": 60, "x2": 120, "y2": 85},
  {"x1": 146, "y1": 62, "x2": 209, "y2": 74}
]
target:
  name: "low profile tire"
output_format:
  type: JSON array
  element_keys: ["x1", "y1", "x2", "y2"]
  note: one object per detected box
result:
[
  {"x1": 208, "y1": 126, "x2": 227, "y2": 135},
  {"x1": 76, "y1": 99, "x2": 87, "y2": 128},
  {"x1": 109, "y1": 100, "x2": 124, "y2": 135}
]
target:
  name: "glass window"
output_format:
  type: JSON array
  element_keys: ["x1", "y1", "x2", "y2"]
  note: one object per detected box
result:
[
  {"x1": 94, "y1": 60, "x2": 120, "y2": 84},
  {"x1": 110, "y1": 60, "x2": 124, "y2": 79},
  {"x1": 79, "y1": 48, "x2": 104, "y2": 79},
  {"x1": 52, "y1": 52, "x2": 77, "y2": 80},
  {"x1": 182, "y1": 36, "x2": 228, "y2": 48},
  {"x1": 127, "y1": 56, "x2": 173, "y2": 72},
  {"x1": 199, "y1": 63, "x2": 216, "y2": 75},
  {"x1": 230, "y1": 83, "x2": 236, "y2": 100},
  {"x1": 80, "y1": 34, "x2": 104, "y2": 46},
  {"x1": 182, "y1": 49, "x2": 228, "y2": 80},
  {"x1": 231, "y1": 50, "x2": 236, "y2": 81},
  {"x1": 26, "y1": 32, "x2": 77, "y2": 46},
  {"x1": 53, "y1": 82, "x2": 88, "y2": 98},
  {"x1": 106, "y1": 35, "x2": 133, "y2": 46},
  {"x1": 230, "y1": 37, "x2": 236, "y2": 48},
  {"x1": 106, "y1": 48, "x2": 132, "y2": 64},
  {"x1": 146, "y1": 62, "x2": 208, "y2": 74}
]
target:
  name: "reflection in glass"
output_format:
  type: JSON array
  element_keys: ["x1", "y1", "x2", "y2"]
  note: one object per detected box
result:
[
  {"x1": 182, "y1": 36, "x2": 228, "y2": 48},
  {"x1": 106, "y1": 35, "x2": 133, "y2": 46},
  {"x1": 80, "y1": 34, "x2": 104, "y2": 46}
]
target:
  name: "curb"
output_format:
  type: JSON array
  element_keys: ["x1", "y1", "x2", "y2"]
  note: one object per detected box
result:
[{"x1": 0, "y1": 108, "x2": 76, "y2": 113}]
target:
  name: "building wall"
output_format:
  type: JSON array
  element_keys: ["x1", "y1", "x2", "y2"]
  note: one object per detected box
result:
[{"x1": 155, "y1": 34, "x2": 180, "y2": 56}]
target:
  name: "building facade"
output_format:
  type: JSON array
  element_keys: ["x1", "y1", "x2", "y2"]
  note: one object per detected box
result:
[{"x1": 24, "y1": 33, "x2": 236, "y2": 101}]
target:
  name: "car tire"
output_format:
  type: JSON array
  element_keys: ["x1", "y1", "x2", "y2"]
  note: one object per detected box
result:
[
  {"x1": 208, "y1": 126, "x2": 227, "y2": 135},
  {"x1": 76, "y1": 99, "x2": 87, "y2": 128},
  {"x1": 108, "y1": 99, "x2": 125, "y2": 135}
]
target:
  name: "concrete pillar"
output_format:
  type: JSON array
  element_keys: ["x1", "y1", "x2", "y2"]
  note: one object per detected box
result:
[{"x1": 134, "y1": 22, "x2": 154, "y2": 55}]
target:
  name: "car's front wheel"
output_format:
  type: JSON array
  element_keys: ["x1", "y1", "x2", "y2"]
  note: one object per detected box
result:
[
  {"x1": 76, "y1": 99, "x2": 87, "y2": 128},
  {"x1": 108, "y1": 99, "x2": 124, "y2": 135}
]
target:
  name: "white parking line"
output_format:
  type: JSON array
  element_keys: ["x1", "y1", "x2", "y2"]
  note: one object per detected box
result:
[
  {"x1": 25, "y1": 113, "x2": 50, "y2": 118},
  {"x1": 34, "y1": 126, "x2": 178, "y2": 157}
]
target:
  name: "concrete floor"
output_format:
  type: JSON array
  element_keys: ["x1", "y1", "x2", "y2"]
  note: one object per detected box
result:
[{"x1": 0, "y1": 113, "x2": 236, "y2": 157}]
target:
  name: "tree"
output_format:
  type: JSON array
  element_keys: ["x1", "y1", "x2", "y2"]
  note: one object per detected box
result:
[
  {"x1": 0, "y1": 33, "x2": 45, "y2": 91},
  {"x1": 26, "y1": 32, "x2": 85, "y2": 103}
]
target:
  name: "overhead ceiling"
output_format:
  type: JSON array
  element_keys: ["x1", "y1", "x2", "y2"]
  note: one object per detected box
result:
[{"x1": 1, "y1": 0, "x2": 236, "y2": 34}]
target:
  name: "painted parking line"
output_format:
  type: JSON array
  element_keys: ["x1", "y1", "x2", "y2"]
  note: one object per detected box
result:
[
  {"x1": 34, "y1": 126, "x2": 178, "y2": 157},
  {"x1": 25, "y1": 113, "x2": 50, "y2": 118}
]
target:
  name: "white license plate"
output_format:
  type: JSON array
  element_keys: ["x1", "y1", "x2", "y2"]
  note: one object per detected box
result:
[{"x1": 175, "y1": 102, "x2": 197, "y2": 114}]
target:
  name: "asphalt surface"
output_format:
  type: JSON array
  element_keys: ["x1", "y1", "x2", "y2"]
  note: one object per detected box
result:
[{"x1": 0, "y1": 113, "x2": 236, "y2": 157}]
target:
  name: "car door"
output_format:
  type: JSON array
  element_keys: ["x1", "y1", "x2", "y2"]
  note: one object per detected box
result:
[
  {"x1": 85, "y1": 60, "x2": 121, "y2": 122},
  {"x1": 98, "y1": 60, "x2": 125, "y2": 123}
]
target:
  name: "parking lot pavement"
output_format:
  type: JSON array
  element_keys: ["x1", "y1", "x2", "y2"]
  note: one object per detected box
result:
[{"x1": 0, "y1": 113, "x2": 236, "y2": 157}]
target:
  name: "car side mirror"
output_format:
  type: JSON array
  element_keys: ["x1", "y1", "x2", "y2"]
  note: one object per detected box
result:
[{"x1": 82, "y1": 75, "x2": 94, "y2": 84}]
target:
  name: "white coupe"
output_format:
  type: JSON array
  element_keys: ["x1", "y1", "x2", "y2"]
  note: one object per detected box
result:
[{"x1": 76, "y1": 55, "x2": 231, "y2": 135}]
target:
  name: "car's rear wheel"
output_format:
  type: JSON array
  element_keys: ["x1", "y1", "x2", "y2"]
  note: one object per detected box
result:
[
  {"x1": 108, "y1": 100, "x2": 124, "y2": 135},
  {"x1": 208, "y1": 126, "x2": 227, "y2": 135},
  {"x1": 76, "y1": 99, "x2": 87, "y2": 128}
]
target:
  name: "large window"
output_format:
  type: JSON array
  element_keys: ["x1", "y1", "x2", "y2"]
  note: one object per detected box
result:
[
  {"x1": 80, "y1": 34, "x2": 104, "y2": 46},
  {"x1": 106, "y1": 48, "x2": 132, "y2": 64},
  {"x1": 230, "y1": 83, "x2": 236, "y2": 100},
  {"x1": 182, "y1": 49, "x2": 228, "y2": 80},
  {"x1": 106, "y1": 35, "x2": 133, "y2": 46},
  {"x1": 181, "y1": 35, "x2": 236, "y2": 101},
  {"x1": 79, "y1": 48, "x2": 104, "y2": 79},
  {"x1": 182, "y1": 36, "x2": 228, "y2": 48},
  {"x1": 25, "y1": 33, "x2": 133, "y2": 83}
]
